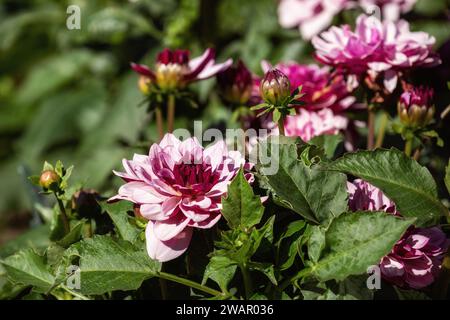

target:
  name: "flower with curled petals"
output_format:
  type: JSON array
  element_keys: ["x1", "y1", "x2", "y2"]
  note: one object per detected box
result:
[
  {"x1": 109, "y1": 134, "x2": 252, "y2": 262},
  {"x1": 131, "y1": 48, "x2": 232, "y2": 92}
]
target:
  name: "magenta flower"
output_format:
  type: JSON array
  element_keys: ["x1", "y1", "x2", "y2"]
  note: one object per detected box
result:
[
  {"x1": 278, "y1": 0, "x2": 353, "y2": 40},
  {"x1": 109, "y1": 134, "x2": 251, "y2": 262},
  {"x1": 284, "y1": 109, "x2": 349, "y2": 142},
  {"x1": 347, "y1": 179, "x2": 450, "y2": 289},
  {"x1": 347, "y1": 179, "x2": 397, "y2": 214},
  {"x1": 381, "y1": 227, "x2": 449, "y2": 289},
  {"x1": 131, "y1": 48, "x2": 232, "y2": 91},
  {"x1": 313, "y1": 14, "x2": 440, "y2": 93},
  {"x1": 262, "y1": 61, "x2": 355, "y2": 113}
]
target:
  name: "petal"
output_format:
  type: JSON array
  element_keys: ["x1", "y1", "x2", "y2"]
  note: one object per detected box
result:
[
  {"x1": 140, "y1": 204, "x2": 166, "y2": 221},
  {"x1": 186, "y1": 48, "x2": 215, "y2": 80},
  {"x1": 130, "y1": 62, "x2": 155, "y2": 79},
  {"x1": 152, "y1": 214, "x2": 190, "y2": 241},
  {"x1": 146, "y1": 222, "x2": 193, "y2": 263},
  {"x1": 195, "y1": 59, "x2": 233, "y2": 80}
]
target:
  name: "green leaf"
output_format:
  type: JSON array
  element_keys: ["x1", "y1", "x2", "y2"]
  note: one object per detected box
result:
[
  {"x1": 308, "y1": 134, "x2": 344, "y2": 160},
  {"x1": 56, "y1": 219, "x2": 86, "y2": 248},
  {"x1": 445, "y1": 159, "x2": 450, "y2": 196},
  {"x1": 65, "y1": 235, "x2": 161, "y2": 295},
  {"x1": 221, "y1": 168, "x2": 264, "y2": 230},
  {"x1": 309, "y1": 211, "x2": 414, "y2": 282},
  {"x1": 248, "y1": 262, "x2": 277, "y2": 285},
  {"x1": 100, "y1": 201, "x2": 140, "y2": 243},
  {"x1": 202, "y1": 256, "x2": 237, "y2": 292},
  {"x1": 307, "y1": 226, "x2": 326, "y2": 263},
  {"x1": 276, "y1": 221, "x2": 306, "y2": 270},
  {"x1": 327, "y1": 148, "x2": 447, "y2": 226},
  {"x1": 1, "y1": 249, "x2": 55, "y2": 293},
  {"x1": 257, "y1": 139, "x2": 348, "y2": 225}
]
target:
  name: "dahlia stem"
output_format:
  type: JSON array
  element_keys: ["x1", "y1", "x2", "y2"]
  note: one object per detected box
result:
[
  {"x1": 240, "y1": 264, "x2": 253, "y2": 299},
  {"x1": 167, "y1": 94, "x2": 176, "y2": 133},
  {"x1": 277, "y1": 117, "x2": 285, "y2": 136},
  {"x1": 155, "y1": 271, "x2": 223, "y2": 297},
  {"x1": 404, "y1": 138, "x2": 413, "y2": 157},
  {"x1": 375, "y1": 111, "x2": 388, "y2": 149},
  {"x1": 55, "y1": 195, "x2": 70, "y2": 234},
  {"x1": 155, "y1": 106, "x2": 164, "y2": 141},
  {"x1": 367, "y1": 109, "x2": 375, "y2": 150}
]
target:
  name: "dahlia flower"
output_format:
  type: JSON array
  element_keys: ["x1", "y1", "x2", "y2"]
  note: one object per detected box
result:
[
  {"x1": 278, "y1": 0, "x2": 352, "y2": 40},
  {"x1": 347, "y1": 179, "x2": 450, "y2": 289},
  {"x1": 284, "y1": 109, "x2": 349, "y2": 142},
  {"x1": 131, "y1": 48, "x2": 232, "y2": 91},
  {"x1": 398, "y1": 86, "x2": 435, "y2": 128},
  {"x1": 262, "y1": 61, "x2": 355, "y2": 113},
  {"x1": 109, "y1": 134, "x2": 251, "y2": 262},
  {"x1": 313, "y1": 14, "x2": 440, "y2": 93}
]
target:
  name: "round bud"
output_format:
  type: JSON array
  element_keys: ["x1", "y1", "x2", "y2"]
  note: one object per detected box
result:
[
  {"x1": 39, "y1": 170, "x2": 60, "y2": 190},
  {"x1": 260, "y1": 69, "x2": 291, "y2": 106}
]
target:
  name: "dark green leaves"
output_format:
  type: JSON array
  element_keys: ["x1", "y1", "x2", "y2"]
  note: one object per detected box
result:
[
  {"x1": 64, "y1": 235, "x2": 160, "y2": 295},
  {"x1": 100, "y1": 201, "x2": 141, "y2": 243},
  {"x1": 1, "y1": 249, "x2": 55, "y2": 293},
  {"x1": 308, "y1": 212, "x2": 414, "y2": 282},
  {"x1": 257, "y1": 139, "x2": 348, "y2": 225},
  {"x1": 327, "y1": 148, "x2": 447, "y2": 226},
  {"x1": 221, "y1": 168, "x2": 264, "y2": 230}
]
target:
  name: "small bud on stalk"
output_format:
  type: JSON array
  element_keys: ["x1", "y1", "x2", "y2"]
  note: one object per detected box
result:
[
  {"x1": 217, "y1": 60, "x2": 253, "y2": 105},
  {"x1": 398, "y1": 86, "x2": 435, "y2": 129},
  {"x1": 39, "y1": 170, "x2": 60, "y2": 190},
  {"x1": 260, "y1": 69, "x2": 291, "y2": 106}
]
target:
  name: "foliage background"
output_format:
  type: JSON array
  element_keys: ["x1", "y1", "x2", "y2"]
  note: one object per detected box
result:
[{"x1": 0, "y1": 0, "x2": 449, "y2": 245}]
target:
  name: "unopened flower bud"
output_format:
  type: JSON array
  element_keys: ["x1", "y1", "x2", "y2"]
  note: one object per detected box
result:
[
  {"x1": 260, "y1": 69, "x2": 291, "y2": 105},
  {"x1": 39, "y1": 170, "x2": 60, "y2": 190},
  {"x1": 398, "y1": 86, "x2": 435, "y2": 128},
  {"x1": 217, "y1": 60, "x2": 253, "y2": 105}
]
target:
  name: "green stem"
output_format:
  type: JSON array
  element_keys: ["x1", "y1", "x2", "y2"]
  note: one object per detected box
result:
[
  {"x1": 404, "y1": 138, "x2": 413, "y2": 157},
  {"x1": 156, "y1": 271, "x2": 223, "y2": 297},
  {"x1": 59, "y1": 284, "x2": 90, "y2": 300},
  {"x1": 55, "y1": 195, "x2": 70, "y2": 234},
  {"x1": 278, "y1": 268, "x2": 312, "y2": 292},
  {"x1": 375, "y1": 112, "x2": 388, "y2": 149},
  {"x1": 155, "y1": 106, "x2": 164, "y2": 141},
  {"x1": 167, "y1": 95, "x2": 176, "y2": 133},
  {"x1": 367, "y1": 109, "x2": 375, "y2": 150},
  {"x1": 277, "y1": 117, "x2": 285, "y2": 136},
  {"x1": 240, "y1": 264, "x2": 253, "y2": 299}
]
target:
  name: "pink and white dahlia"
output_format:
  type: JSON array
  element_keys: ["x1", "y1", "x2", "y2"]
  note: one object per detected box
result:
[
  {"x1": 313, "y1": 14, "x2": 440, "y2": 93},
  {"x1": 131, "y1": 48, "x2": 232, "y2": 91},
  {"x1": 359, "y1": 0, "x2": 417, "y2": 21},
  {"x1": 347, "y1": 179, "x2": 450, "y2": 289},
  {"x1": 284, "y1": 109, "x2": 349, "y2": 142},
  {"x1": 262, "y1": 61, "x2": 355, "y2": 113},
  {"x1": 278, "y1": 0, "x2": 353, "y2": 40},
  {"x1": 347, "y1": 179, "x2": 397, "y2": 214},
  {"x1": 109, "y1": 134, "x2": 251, "y2": 262}
]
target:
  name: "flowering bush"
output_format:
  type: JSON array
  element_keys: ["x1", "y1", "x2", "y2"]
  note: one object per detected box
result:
[{"x1": 0, "y1": 0, "x2": 449, "y2": 302}]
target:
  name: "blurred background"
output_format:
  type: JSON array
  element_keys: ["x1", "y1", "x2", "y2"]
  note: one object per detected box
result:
[{"x1": 1, "y1": 0, "x2": 449, "y2": 245}]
